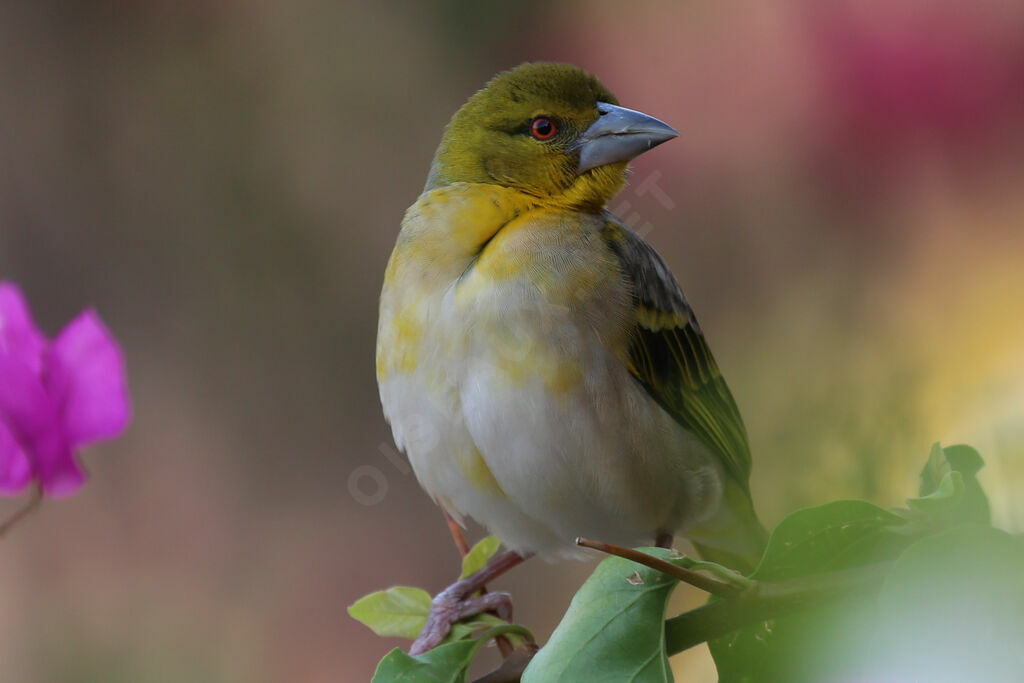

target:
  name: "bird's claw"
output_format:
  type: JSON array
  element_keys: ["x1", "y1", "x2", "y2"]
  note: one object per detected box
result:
[{"x1": 409, "y1": 583, "x2": 513, "y2": 655}]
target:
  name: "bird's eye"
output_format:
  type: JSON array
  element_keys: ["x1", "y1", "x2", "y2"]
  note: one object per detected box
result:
[{"x1": 529, "y1": 116, "x2": 557, "y2": 141}]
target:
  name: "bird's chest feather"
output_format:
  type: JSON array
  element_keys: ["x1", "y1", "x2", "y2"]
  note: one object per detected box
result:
[
  {"x1": 377, "y1": 184, "x2": 630, "y2": 402},
  {"x1": 376, "y1": 185, "x2": 708, "y2": 553}
]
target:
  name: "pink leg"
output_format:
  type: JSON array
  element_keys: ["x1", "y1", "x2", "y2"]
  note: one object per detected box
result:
[{"x1": 441, "y1": 505, "x2": 471, "y2": 558}]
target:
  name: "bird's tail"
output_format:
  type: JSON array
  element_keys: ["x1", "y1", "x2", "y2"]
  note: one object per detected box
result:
[{"x1": 686, "y1": 479, "x2": 768, "y2": 576}]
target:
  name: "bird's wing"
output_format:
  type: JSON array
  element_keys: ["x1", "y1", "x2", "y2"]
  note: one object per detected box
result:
[{"x1": 603, "y1": 214, "x2": 752, "y2": 489}]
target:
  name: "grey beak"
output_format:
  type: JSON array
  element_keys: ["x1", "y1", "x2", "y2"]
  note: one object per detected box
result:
[{"x1": 576, "y1": 102, "x2": 679, "y2": 173}]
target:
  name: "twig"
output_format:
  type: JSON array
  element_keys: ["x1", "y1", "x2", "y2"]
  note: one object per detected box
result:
[
  {"x1": 576, "y1": 537, "x2": 743, "y2": 597},
  {"x1": 0, "y1": 485, "x2": 42, "y2": 539}
]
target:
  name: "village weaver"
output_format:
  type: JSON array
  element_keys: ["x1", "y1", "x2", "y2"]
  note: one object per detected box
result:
[{"x1": 376, "y1": 62, "x2": 767, "y2": 653}]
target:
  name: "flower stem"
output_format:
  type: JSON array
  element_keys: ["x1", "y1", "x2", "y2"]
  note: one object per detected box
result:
[{"x1": 0, "y1": 485, "x2": 43, "y2": 539}]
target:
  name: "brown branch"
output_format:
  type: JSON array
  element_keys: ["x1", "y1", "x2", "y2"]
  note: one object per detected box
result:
[{"x1": 575, "y1": 537, "x2": 743, "y2": 597}]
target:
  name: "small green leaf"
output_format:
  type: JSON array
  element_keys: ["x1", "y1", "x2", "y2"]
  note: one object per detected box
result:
[
  {"x1": 907, "y1": 443, "x2": 990, "y2": 526},
  {"x1": 940, "y1": 443, "x2": 985, "y2": 477},
  {"x1": 944, "y1": 444, "x2": 990, "y2": 524},
  {"x1": 449, "y1": 616, "x2": 534, "y2": 653},
  {"x1": 934, "y1": 444, "x2": 989, "y2": 524},
  {"x1": 523, "y1": 547, "x2": 678, "y2": 683},
  {"x1": 348, "y1": 587, "x2": 432, "y2": 639},
  {"x1": 446, "y1": 612, "x2": 512, "y2": 642},
  {"x1": 373, "y1": 626, "x2": 532, "y2": 683},
  {"x1": 907, "y1": 470, "x2": 963, "y2": 512},
  {"x1": 460, "y1": 536, "x2": 501, "y2": 579},
  {"x1": 918, "y1": 441, "x2": 952, "y2": 496}
]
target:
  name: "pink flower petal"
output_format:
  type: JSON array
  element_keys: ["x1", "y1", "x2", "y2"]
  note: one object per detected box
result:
[
  {"x1": 0, "y1": 288, "x2": 129, "y2": 498},
  {"x1": 0, "y1": 354, "x2": 56, "y2": 441},
  {"x1": 0, "y1": 420, "x2": 33, "y2": 495},
  {"x1": 0, "y1": 354, "x2": 64, "y2": 498},
  {"x1": 0, "y1": 282, "x2": 47, "y2": 375},
  {"x1": 47, "y1": 309, "x2": 132, "y2": 448},
  {"x1": 31, "y1": 428, "x2": 86, "y2": 498}
]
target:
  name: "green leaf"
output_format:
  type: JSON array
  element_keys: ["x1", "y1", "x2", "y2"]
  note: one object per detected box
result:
[
  {"x1": 940, "y1": 443, "x2": 985, "y2": 477},
  {"x1": 373, "y1": 626, "x2": 532, "y2": 683},
  {"x1": 372, "y1": 642, "x2": 477, "y2": 683},
  {"x1": 869, "y1": 525, "x2": 1024, "y2": 680},
  {"x1": 708, "y1": 500, "x2": 915, "y2": 682},
  {"x1": 918, "y1": 441, "x2": 951, "y2": 494},
  {"x1": 944, "y1": 445, "x2": 990, "y2": 524},
  {"x1": 708, "y1": 523, "x2": 1024, "y2": 682},
  {"x1": 523, "y1": 547, "x2": 678, "y2": 683},
  {"x1": 907, "y1": 470, "x2": 963, "y2": 513},
  {"x1": 916, "y1": 443, "x2": 990, "y2": 525},
  {"x1": 446, "y1": 612, "x2": 515, "y2": 642},
  {"x1": 752, "y1": 500, "x2": 907, "y2": 581},
  {"x1": 706, "y1": 443, "x2": 1002, "y2": 682},
  {"x1": 348, "y1": 587, "x2": 432, "y2": 639},
  {"x1": 460, "y1": 536, "x2": 501, "y2": 579}
]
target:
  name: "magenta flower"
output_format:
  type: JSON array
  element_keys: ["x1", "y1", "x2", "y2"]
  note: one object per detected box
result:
[{"x1": 0, "y1": 282, "x2": 131, "y2": 497}]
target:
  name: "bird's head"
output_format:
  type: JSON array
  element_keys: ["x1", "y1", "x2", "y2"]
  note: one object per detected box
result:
[{"x1": 426, "y1": 62, "x2": 678, "y2": 210}]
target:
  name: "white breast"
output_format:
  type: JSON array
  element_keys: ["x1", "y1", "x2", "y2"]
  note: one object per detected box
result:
[{"x1": 377, "y1": 193, "x2": 723, "y2": 558}]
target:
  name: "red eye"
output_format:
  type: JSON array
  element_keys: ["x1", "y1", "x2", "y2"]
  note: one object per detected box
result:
[{"x1": 530, "y1": 116, "x2": 557, "y2": 140}]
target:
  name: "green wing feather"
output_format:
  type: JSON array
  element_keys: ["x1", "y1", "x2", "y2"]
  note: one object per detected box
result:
[{"x1": 603, "y1": 214, "x2": 752, "y2": 490}]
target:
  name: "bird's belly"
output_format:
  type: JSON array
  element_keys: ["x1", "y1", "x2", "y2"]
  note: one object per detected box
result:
[
  {"x1": 458, "y1": 306, "x2": 722, "y2": 554},
  {"x1": 378, "y1": 280, "x2": 574, "y2": 555},
  {"x1": 380, "y1": 286, "x2": 721, "y2": 557}
]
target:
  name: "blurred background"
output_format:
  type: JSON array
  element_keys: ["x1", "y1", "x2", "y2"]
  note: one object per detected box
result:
[{"x1": 1, "y1": 0, "x2": 1022, "y2": 680}]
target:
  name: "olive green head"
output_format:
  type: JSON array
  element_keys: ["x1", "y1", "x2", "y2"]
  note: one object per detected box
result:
[{"x1": 426, "y1": 62, "x2": 678, "y2": 210}]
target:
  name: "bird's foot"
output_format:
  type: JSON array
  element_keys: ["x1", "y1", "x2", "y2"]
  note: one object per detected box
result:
[
  {"x1": 409, "y1": 549, "x2": 528, "y2": 655},
  {"x1": 410, "y1": 581, "x2": 513, "y2": 655}
]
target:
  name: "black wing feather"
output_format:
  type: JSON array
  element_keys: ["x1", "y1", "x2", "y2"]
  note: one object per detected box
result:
[{"x1": 603, "y1": 214, "x2": 752, "y2": 489}]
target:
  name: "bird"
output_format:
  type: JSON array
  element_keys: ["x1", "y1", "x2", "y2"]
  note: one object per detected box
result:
[{"x1": 376, "y1": 62, "x2": 767, "y2": 654}]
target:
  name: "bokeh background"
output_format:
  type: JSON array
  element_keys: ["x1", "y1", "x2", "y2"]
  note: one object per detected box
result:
[{"x1": 1, "y1": 0, "x2": 1023, "y2": 680}]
